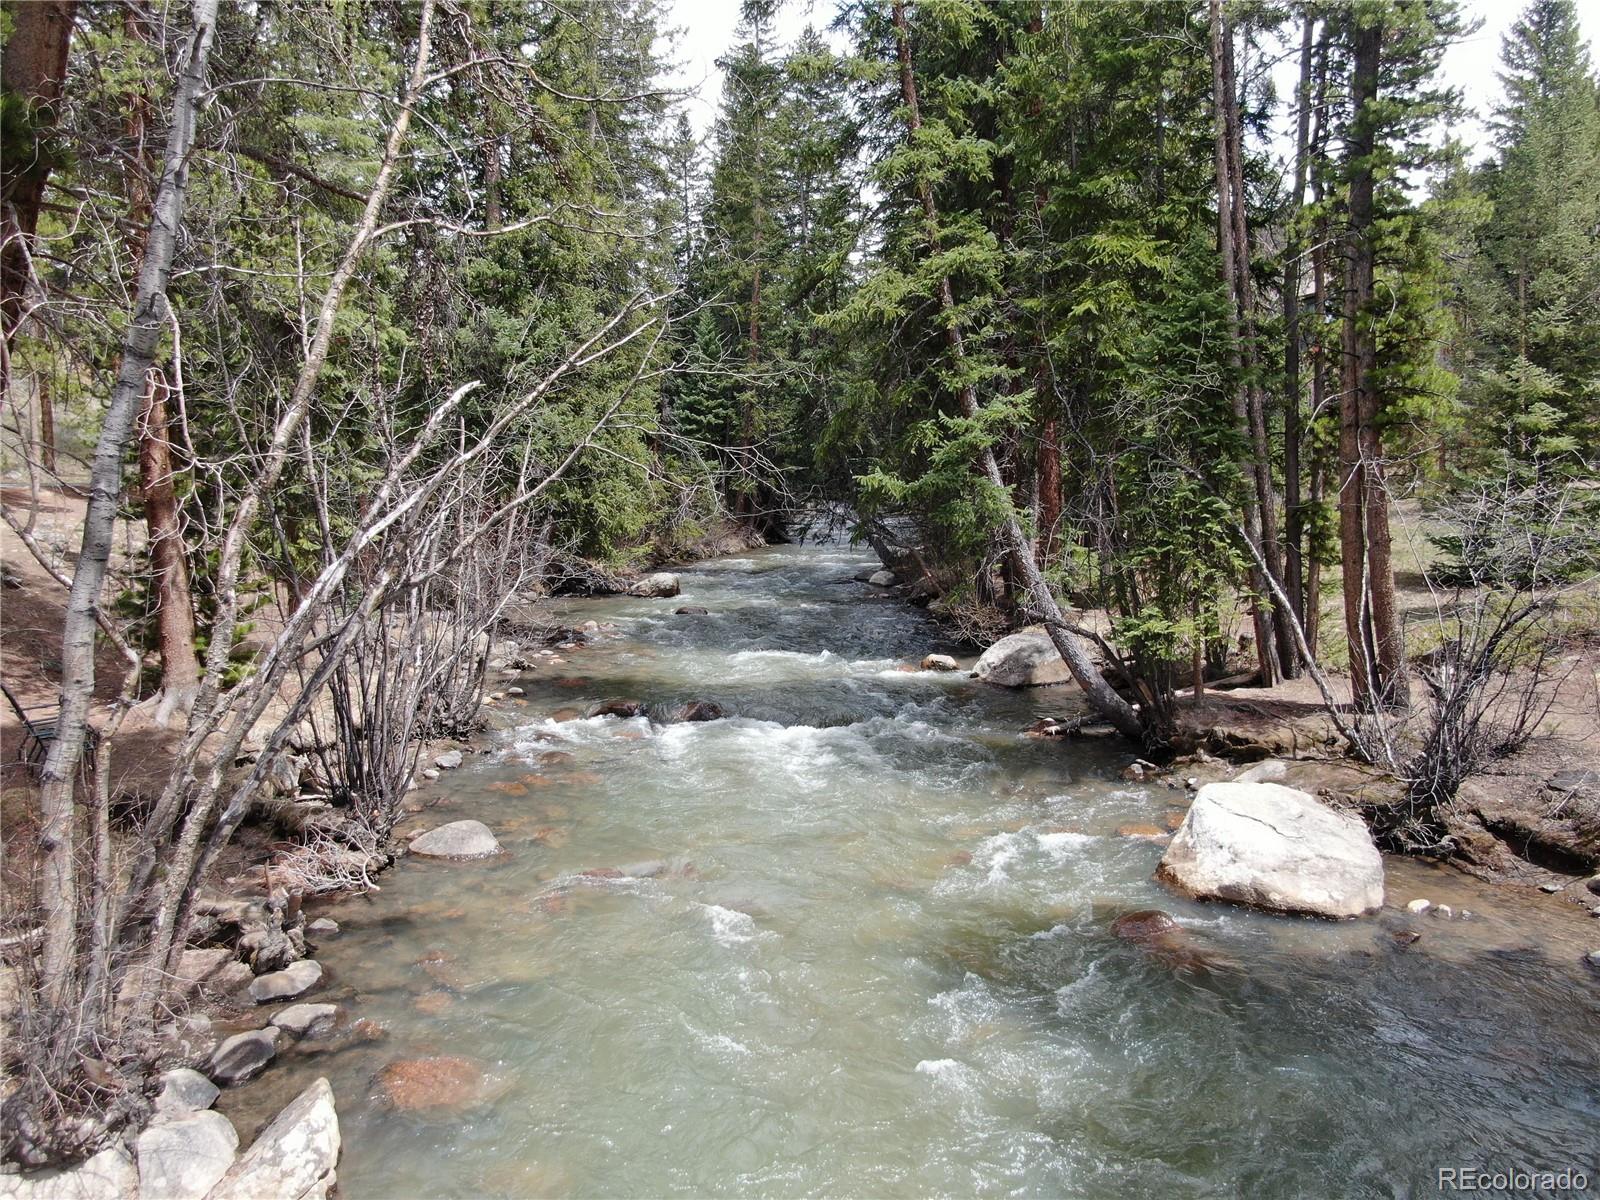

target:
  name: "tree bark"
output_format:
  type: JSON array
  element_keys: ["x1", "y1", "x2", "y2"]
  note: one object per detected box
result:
[
  {"x1": 0, "y1": 0, "x2": 77, "y2": 347},
  {"x1": 1208, "y1": 0, "x2": 1281, "y2": 687},
  {"x1": 139, "y1": 375, "x2": 201, "y2": 724},
  {"x1": 1340, "y1": 12, "x2": 1408, "y2": 711},
  {"x1": 891, "y1": 0, "x2": 1146, "y2": 746},
  {"x1": 34, "y1": 0, "x2": 217, "y2": 1004},
  {"x1": 124, "y1": 2, "x2": 202, "y2": 725}
]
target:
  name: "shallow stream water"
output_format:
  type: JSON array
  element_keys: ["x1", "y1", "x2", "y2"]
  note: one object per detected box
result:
[{"x1": 222, "y1": 538, "x2": 1600, "y2": 1198}]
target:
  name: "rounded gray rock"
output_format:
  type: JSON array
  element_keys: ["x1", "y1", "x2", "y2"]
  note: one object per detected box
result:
[
  {"x1": 409, "y1": 819, "x2": 501, "y2": 859},
  {"x1": 248, "y1": 958, "x2": 323, "y2": 1003},
  {"x1": 207, "y1": 1027, "x2": 280, "y2": 1086}
]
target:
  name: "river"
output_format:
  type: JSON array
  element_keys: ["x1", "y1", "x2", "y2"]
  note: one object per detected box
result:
[{"x1": 220, "y1": 537, "x2": 1600, "y2": 1198}]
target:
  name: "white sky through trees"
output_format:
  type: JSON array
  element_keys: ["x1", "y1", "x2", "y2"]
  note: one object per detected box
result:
[{"x1": 663, "y1": 0, "x2": 1600, "y2": 171}]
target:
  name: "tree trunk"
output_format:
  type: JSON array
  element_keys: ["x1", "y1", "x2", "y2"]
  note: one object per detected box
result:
[
  {"x1": 1035, "y1": 406, "x2": 1061, "y2": 563},
  {"x1": 891, "y1": 0, "x2": 1147, "y2": 747},
  {"x1": 1208, "y1": 0, "x2": 1280, "y2": 687},
  {"x1": 1340, "y1": 12, "x2": 1408, "y2": 711},
  {"x1": 34, "y1": 0, "x2": 217, "y2": 1005},
  {"x1": 0, "y1": 0, "x2": 77, "y2": 348},
  {"x1": 124, "y1": 2, "x2": 202, "y2": 725},
  {"x1": 39, "y1": 372, "x2": 57, "y2": 474},
  {"x1": 139, "y1": 375, "x2": 201, "y2": 724}
]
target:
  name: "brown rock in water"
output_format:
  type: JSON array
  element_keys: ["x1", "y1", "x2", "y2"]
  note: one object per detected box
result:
[
  {"x1": 376, "y1": 1056, "x2": 490, "y2": 1112},
  {"x1": 1111, "y1": 910, "x2": 1180, "y2": 942},
  {"x1": 551, "y1": 708, "x2": 581, "y2": 722},
  {"x1": 555, "y1": 677, "x2": 589, "y2": 689},
  {"x1": 1161, "y1": 809, "x2": 1187, "y2": 831},
  {"x1": 563, "y1": 770, "x2": 604, "y2": 785},
  {"x1": 414, "y1": 990, "x2": 455, "y2": 1016},
  {"x1": 579, "y1": 867, "x2": 625, "y2": 880},
  {"x1": 537, "y1": 751, "x2": 575, "y2": 767},
  {"x1": 488, "y1": 780, "x2": 529, "y2": 796},
  {"x1": 590, "y1": 699, "x2": 645, "y2": 719},
  {"x1": 674, "y1": 699, "x2": 725, "y2": 722},
  {"x1": 530, "y1": 826, "x2": 569, "y2": 848},
  {"x1": 1116, "y1": 823, "x2": 1169, "y2": 840},
  {"x1": 945, "y1": 850, "x2": 973, "y2": 868}
]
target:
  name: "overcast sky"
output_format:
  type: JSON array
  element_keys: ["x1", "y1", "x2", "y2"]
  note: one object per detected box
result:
[{"x1": 663, "y1": 0, "x2": 1600, "y2": 170}]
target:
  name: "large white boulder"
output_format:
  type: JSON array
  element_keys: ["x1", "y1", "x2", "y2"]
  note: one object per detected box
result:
[
  {"x1": 206, "y1": 1078, "x2": 340, "y2": 1200},
  {"x1": 136, "y1": 1110, "x2": 237, "y2": 1200},
  {"x1": 972, "y1": 630, "x2": 1071, "y2": 687},
  {"x1": 629, "y1": 572, "x2": 680, "y2": 598},
  {"x1": 1156, "y1": 782, "x2": 1385, "y2": 918},
  {"x1": 409, "y1": 820, "x2": 501, "y2": 859}
]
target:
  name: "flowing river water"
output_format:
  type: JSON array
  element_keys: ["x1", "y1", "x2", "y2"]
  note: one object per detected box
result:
[{"x1": 221, "y1": 538, "x2": 1600, "y2": 1198}]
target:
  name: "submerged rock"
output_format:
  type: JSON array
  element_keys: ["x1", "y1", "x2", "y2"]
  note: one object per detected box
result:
[
  {"x1": 207, "y1": 1078, "x2": 340, "y2": 1200},
  {"x1": 207, "y1": 1027, "x2": 280, "y2": 1086},
  {"x1": 376, "y1": 1056, "x2": 492, "y2": 1112},
  {"x1": 629, "y1": 572, "x2": 680, "y2": 598},
  {"x1": 972, "y1": 630, "x2": 1072, "y2": 688},
  {"x1": 1156, "y1": 781, "x2": 1385, "y2": 918},
  {"x1": 1110, "y1": 910, "x2": 1180, "y2": 941},
  {"x1": 410, "y1": 820, "x2": 502, "y2": 859},
  {"x1": 136, "y1": 1109, "x2": 237, "y2": 1200},
  {"x1": 674, "y1": 605, "x2": 709, "y2": 615},
  {"x1": 920, "y1": 654, "x2": 959, "y2": 671}
]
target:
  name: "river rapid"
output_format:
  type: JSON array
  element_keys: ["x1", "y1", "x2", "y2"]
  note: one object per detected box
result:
[{"x1": 221, "y1": 538, "x2": 1600, "y2": 1198}]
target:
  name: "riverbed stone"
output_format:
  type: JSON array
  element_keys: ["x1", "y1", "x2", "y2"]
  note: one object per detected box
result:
[
  {"x1": 136, "y1": 1109, "x2": 237, "y2": 1200},
  {"x1": 0, "y1": 1145, "x2": 138, "y2": 1200},
  {"x1": 152, "y1": 1068, "x2": 219, "y2": 1120},
  {"x1": 207, "y1": 1077, "x2": 340, "y2": 1200},
  {"x1": 867, "y1": 569, "x2": 897, "y2": 587},
  {"x1": 433, "y1": 749, "x2": 464, "y2": 770},
  {"x1": 410, "y1": 820, "x2": 502, "y2": 859},
  {"x1": 306, "y1": 916, "x2": 339, "y2": 936},
  {"x1": 1406, "y1": 898, "x2": 1431, "y2": 914},
  {"x1": 972, "y1": 630, "x2": 1072, "y2": 687},
  {"x1": 675, "y1": 605, "x2": 709, "y2": 615},
  {"x1": 376, "y1": 1056, "x2": 492, "y2": 1112},
  {"x1": 207, "y1": 1027, "x2": 280, "y2": 1086},
  {"x1": 674, "y1": 699, "x2": 724, "y2": 722},
  {"x1": 921, "y1": 654, "x2": 958, "y2": 671},
  {"x1": 271, "y1": 1002, "x2": 339, "y2": 1038},
  {"x1": 591, "y1": 698, "x2": 645, "y2": 719},
  {"x1": 1157, "y1": 782, "x2": 1384, "y2": 918},
  {"x1": 248, "y1": 959, "x2": 323, "y2": 1004},
  {"x1": 629, "y1": 572, "x2": 680, "y2": 598}
]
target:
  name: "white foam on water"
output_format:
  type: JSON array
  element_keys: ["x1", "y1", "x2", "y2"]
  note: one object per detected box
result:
[
  {"x1": 1037, "y1": 831, "x2": 1097, "y2": 858},
  {"x1": 697, "y1": 903, "x2": 773, "y2": 948}
]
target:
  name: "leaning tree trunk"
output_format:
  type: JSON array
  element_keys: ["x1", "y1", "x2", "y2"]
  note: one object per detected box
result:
[
  {"x1": 34, "y1": 0, "x2": 218, "y2": 1005},
  {"x1": 1340, "y1": 12, "x2": 1408, "y2": 712},
  {"x1": 890, "y1": 0, "x2": 1147, "y2": 747}
]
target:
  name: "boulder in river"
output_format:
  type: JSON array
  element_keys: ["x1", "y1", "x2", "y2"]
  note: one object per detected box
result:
[
  {"x1": 867, "y1": 569, "x2": 898, "y2": 587},
  {"x1": 376, "y1": 1056, "x2": 494, "y2": 1112},
  {"x1": 673, "y1": 699, "x2": 724, "y2": 722},
  {"x1": 248, "y1": 958, "x2": 322, "y2": 1004},
  {"x1": 0, "y1": 1145, "x2": 138, "y2": 1200},
  {"x1": 207, "y1": 1077, "x2": 340, "y2": 1200},
  {"x1": 207, "y1": 1027, "x2": 280, "y2": 1086},
  {"x1": 674, "y1": 605, "x2": 709, "y2": 615},
  {"x1": 271, "y1": 1002, "x2": 339, "y2": 1038},
  {"x1": 590, "y1": 698, "x2": 645, "y2": 719},
  {"x1": 433, "y1": 749, "x2": 464, "y2": 770},
  {"x1": 920, "y1": 654, "x2": 959, "y2": 671},
  {"x1": 153, "y1": 1067, "x2": 219, "y2": 1121},
  {"x1": 410, "y1": 820, "x2": 502, "y2": 859},
  {"x1": 629, "y1": 572, "x2": 680, "y2": 598},
  {"x1": 1156, "y1": 781, "x2": 1385, "y2": 918},
  {"x1": 972, "y1": 630, "x2": 1072, "y2": 687}
]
